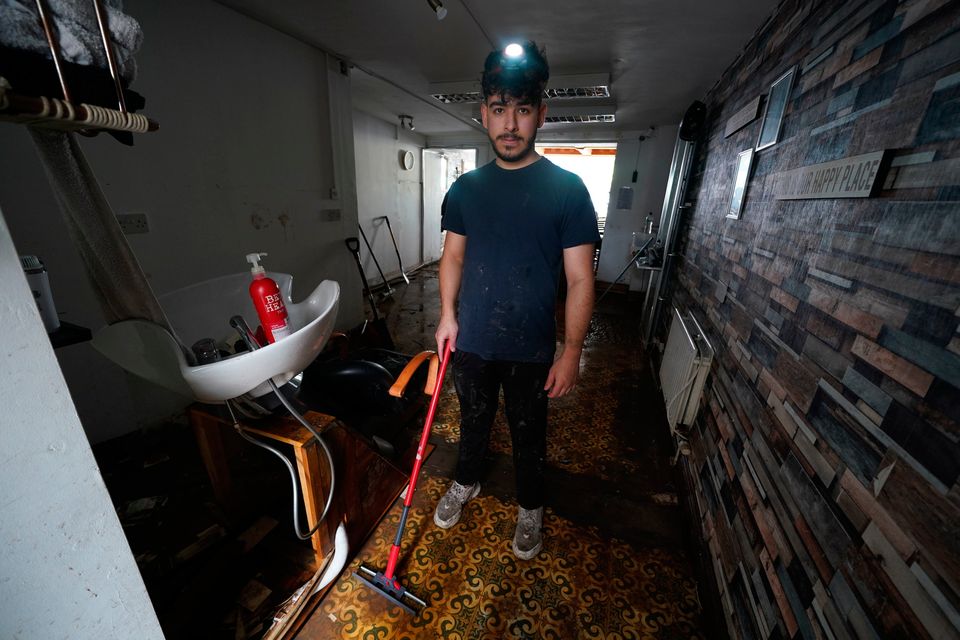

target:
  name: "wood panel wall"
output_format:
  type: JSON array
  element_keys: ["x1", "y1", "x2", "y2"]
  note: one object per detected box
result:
[{"x1": 669, "y1": 0, "x2": 960, "y2": 638}]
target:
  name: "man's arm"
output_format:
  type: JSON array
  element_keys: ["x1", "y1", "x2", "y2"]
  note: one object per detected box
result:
[
  {"x1": 436, "y1": 231, "x2": 467, "y2": 355},
  {"x1": 544, "y1": 243, "x2": 595, "y2": 398}
]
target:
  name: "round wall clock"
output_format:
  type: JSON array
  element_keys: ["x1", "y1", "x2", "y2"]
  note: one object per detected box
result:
[{"x1": 400, "y1": 150, "x2": 415, "y2": 170}]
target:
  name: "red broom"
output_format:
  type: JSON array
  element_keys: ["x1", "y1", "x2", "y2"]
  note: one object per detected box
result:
[{"x1": 354, "y1": 342, "x2": 452, "y2": 613}]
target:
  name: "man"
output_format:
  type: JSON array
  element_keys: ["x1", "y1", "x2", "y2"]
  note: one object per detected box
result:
[{"x1": 433, "y1": 41, "x2": 600, "y2": 560}]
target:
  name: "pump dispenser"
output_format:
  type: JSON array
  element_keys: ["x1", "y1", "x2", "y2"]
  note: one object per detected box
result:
[{"x1": 246, "y1": 252, "x2": 291, "y2": 344}]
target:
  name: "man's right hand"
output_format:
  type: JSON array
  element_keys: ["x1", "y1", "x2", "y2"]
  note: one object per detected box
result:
[
  {"x1": 435, "y1": 316, "x2": 458, "y2": 357},
  {"x1": 437, "y1": 231, "x2": 466, "y2": 359}
]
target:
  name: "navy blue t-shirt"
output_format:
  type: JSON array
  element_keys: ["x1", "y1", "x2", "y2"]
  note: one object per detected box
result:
[{"x1": 441, "y1": 158, "x2": 600, "y2": 363}]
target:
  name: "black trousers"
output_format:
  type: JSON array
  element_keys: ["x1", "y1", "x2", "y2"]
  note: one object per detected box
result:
[{"x1": 452, "y1": 350, "x2": 551, "y2": 509}]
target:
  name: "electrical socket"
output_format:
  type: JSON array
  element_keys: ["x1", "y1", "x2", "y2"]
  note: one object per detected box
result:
[{"x1": 117, "y1": 212, "x2": 150, "y2": 234}]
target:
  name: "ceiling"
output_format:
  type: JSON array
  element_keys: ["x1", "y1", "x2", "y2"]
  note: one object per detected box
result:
[{"x1": 217, "y1": 0, "x2": 778, "y2": 137}]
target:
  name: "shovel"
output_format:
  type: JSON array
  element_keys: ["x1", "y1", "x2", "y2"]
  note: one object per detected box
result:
[
  {"x1": 359, "y1": 224, "x2": 393, "y2": 297},
  {"x1": 374, "y1": 215, "x2": 410, "y2": 285}
]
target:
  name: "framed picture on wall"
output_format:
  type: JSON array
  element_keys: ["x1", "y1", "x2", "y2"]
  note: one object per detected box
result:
[
  {"x1": 756, "y1": 66, "x2": 796, "y2": 151},
  {"x1": 728, "y1": 148, "x2": 754, "y2": 219}
]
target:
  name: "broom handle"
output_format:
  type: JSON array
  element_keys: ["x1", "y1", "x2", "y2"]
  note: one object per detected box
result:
[
  {"x1": 384, "y1": 342, "x2": 452, "y2": 579},
  {"x1": 405, "y1": 343, "x2": 450, "y2": 505}
]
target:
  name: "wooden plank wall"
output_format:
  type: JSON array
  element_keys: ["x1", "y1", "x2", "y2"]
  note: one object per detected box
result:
[{"x1": 670, "y1": 0, "x2": 960, "y2": 637}]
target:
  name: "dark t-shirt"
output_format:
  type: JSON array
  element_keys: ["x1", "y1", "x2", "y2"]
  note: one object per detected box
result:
[{"x1": 441, "y1": 157, "x2": 600, "y2": 363}]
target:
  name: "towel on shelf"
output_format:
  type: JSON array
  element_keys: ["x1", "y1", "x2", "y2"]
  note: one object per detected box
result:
[
  {"x1": 0, "y1": 0, "x2": 143, "y2": 82},
  {"x1": 0, "y1": 0, "x2": 147, "y2": 145}
]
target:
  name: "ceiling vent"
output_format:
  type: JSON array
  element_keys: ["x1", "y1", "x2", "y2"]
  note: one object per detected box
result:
[
  {"x1": 544, "y1": 114, "x2": 615, "y2": 124},
  {"x1": 470, "y1": 103, "x2": 616, "y2": 125},
  {"x1": 543, "y1": 86, "x2": 610, "y2": 99},
  {"x1": 430, "y1": 74, "x2": 610, "y2": 105},
  {"x1": 432, "y1": 91, "x2": 483, "y2": 104}
]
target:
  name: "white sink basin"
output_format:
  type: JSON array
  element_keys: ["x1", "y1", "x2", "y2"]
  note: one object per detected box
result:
[{"x1": 92, "y1": 272, "x2": 340, "y2": 403}]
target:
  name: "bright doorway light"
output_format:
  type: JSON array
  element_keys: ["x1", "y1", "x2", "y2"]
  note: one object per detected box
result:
[
  {"x1": 423, "y1": 148, "x2": 478, "y2": 264},
  {"x1": 536, "y1": 143, "x2": 617, "y2": 237}
]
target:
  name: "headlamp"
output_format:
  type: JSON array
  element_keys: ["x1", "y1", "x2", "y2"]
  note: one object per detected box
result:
[
  {"x1": 503, "y1": 42, "x2": 528, "y2": 69},
  {"x1": 504, "y1": 43, "x2": 524, "y2": 58}
]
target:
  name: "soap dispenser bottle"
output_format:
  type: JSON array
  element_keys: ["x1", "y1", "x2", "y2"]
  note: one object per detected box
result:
[
  {"x1": 20, "y1": 255, "x2": 60, "y2": 332},
  {"x1": 246, "y1": 253, "x2": 291, "y2": 344}
]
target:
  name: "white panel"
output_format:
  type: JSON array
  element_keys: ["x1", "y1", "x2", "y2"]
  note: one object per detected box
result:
[
  {"x1": 659, "y1": 308, "x2": 714, "y2": 431},
  {"x1": 660, "y1": 308, "x2": 698, "y2": 430},
  {"x1": 0, "y1": 210, "x2": 164, "y2": 639},
  {"x1": 682, "y1": 312, "x2": 715, "y2": 426}
]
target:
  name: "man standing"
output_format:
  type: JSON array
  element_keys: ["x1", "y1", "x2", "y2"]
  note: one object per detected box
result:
[{"x1": 433, "y1": 41, "x2": 600, "y2": 560}]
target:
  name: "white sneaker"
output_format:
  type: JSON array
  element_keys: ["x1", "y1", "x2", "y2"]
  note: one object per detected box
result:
[
  {"x1": 512, "y1": 506, "x2": 543, "y2": 560},
  {"x1": 433, "y1": 481, "x2": 481, "y2": 529}
]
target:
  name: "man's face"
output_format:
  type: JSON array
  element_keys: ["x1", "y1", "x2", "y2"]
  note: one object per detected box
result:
[{"x1": 480, "y1": 95, "x2": 547, "y2": 165}]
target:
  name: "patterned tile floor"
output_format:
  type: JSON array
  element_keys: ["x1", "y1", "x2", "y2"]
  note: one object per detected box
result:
[
  {"x1": 301, "y1": 477, "x2": 702, "y2": 640},
  {"x1": 296, "y1": 266, "x2": 706, "y2": 639}
]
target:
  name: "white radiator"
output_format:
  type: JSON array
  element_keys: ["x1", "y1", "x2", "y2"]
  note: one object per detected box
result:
[{"x1": 659, "y1": 307, "x2": 714, "y2": 432}]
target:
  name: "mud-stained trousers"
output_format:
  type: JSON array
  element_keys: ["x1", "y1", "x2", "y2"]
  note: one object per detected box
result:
[{"x1": 452, "y1": 350, "x2": 551, "y2": 509}]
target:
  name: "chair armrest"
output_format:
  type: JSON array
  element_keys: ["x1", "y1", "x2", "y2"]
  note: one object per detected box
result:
[{"x1": 388, "y1": 350, "x2": 439, "y2": 398}]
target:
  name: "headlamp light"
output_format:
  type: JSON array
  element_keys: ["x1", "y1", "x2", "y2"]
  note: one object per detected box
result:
[{"x1": 503, "y1": 43, "x2": 525, "y2": 69}]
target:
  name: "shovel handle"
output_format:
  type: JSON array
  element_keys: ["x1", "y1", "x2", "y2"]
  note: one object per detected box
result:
[{"x1": 346, "y1": 237, "x2": 381, "y2": 320}]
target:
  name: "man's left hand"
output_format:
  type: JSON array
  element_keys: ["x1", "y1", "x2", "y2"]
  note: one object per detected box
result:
[{"x1": 544, "y1": 349, "x2": 581, "y2": 398}]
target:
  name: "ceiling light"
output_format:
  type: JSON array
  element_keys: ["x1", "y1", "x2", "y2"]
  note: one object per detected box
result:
[
  {"x1": 427, "y1": 0, "x2": 447, "y2": 20},
  {"x1": 399, "y1": 114, "x2": 415, "y2": 131},
  {"x1": 504, "y1": 43, "x2": 524, "y2": 58}
]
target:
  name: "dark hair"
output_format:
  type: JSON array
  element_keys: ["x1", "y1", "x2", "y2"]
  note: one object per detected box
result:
[{"x1": 481, "y1": 41, "x2": 549, "y2": 105}]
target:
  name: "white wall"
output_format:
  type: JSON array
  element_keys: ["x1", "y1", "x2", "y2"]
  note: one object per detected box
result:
[
  {"x1": 0, "y1": 211, "x2": 164, "y2": 640},
  {"x1": 0, "y1": 0, "x2": 363, "y2": 441},
  {"x1": 353, "y1": 110, "x2": 426, "y2": 283},
  {"x1": 597, "y1": 126, "x2": 678, "y2": 289}
]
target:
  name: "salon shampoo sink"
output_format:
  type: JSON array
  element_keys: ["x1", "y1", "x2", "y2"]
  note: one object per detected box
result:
[{"x1": 92, "y1": 272, "x2": 339, "y2": 403}]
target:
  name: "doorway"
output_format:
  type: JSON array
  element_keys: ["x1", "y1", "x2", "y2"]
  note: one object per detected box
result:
[
  {"x1": 535, "y1": 142, "x2": 617, "y2": 237},
  {"x1": 422, "y1": 148, "x2": 477, "y2": 264}
]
